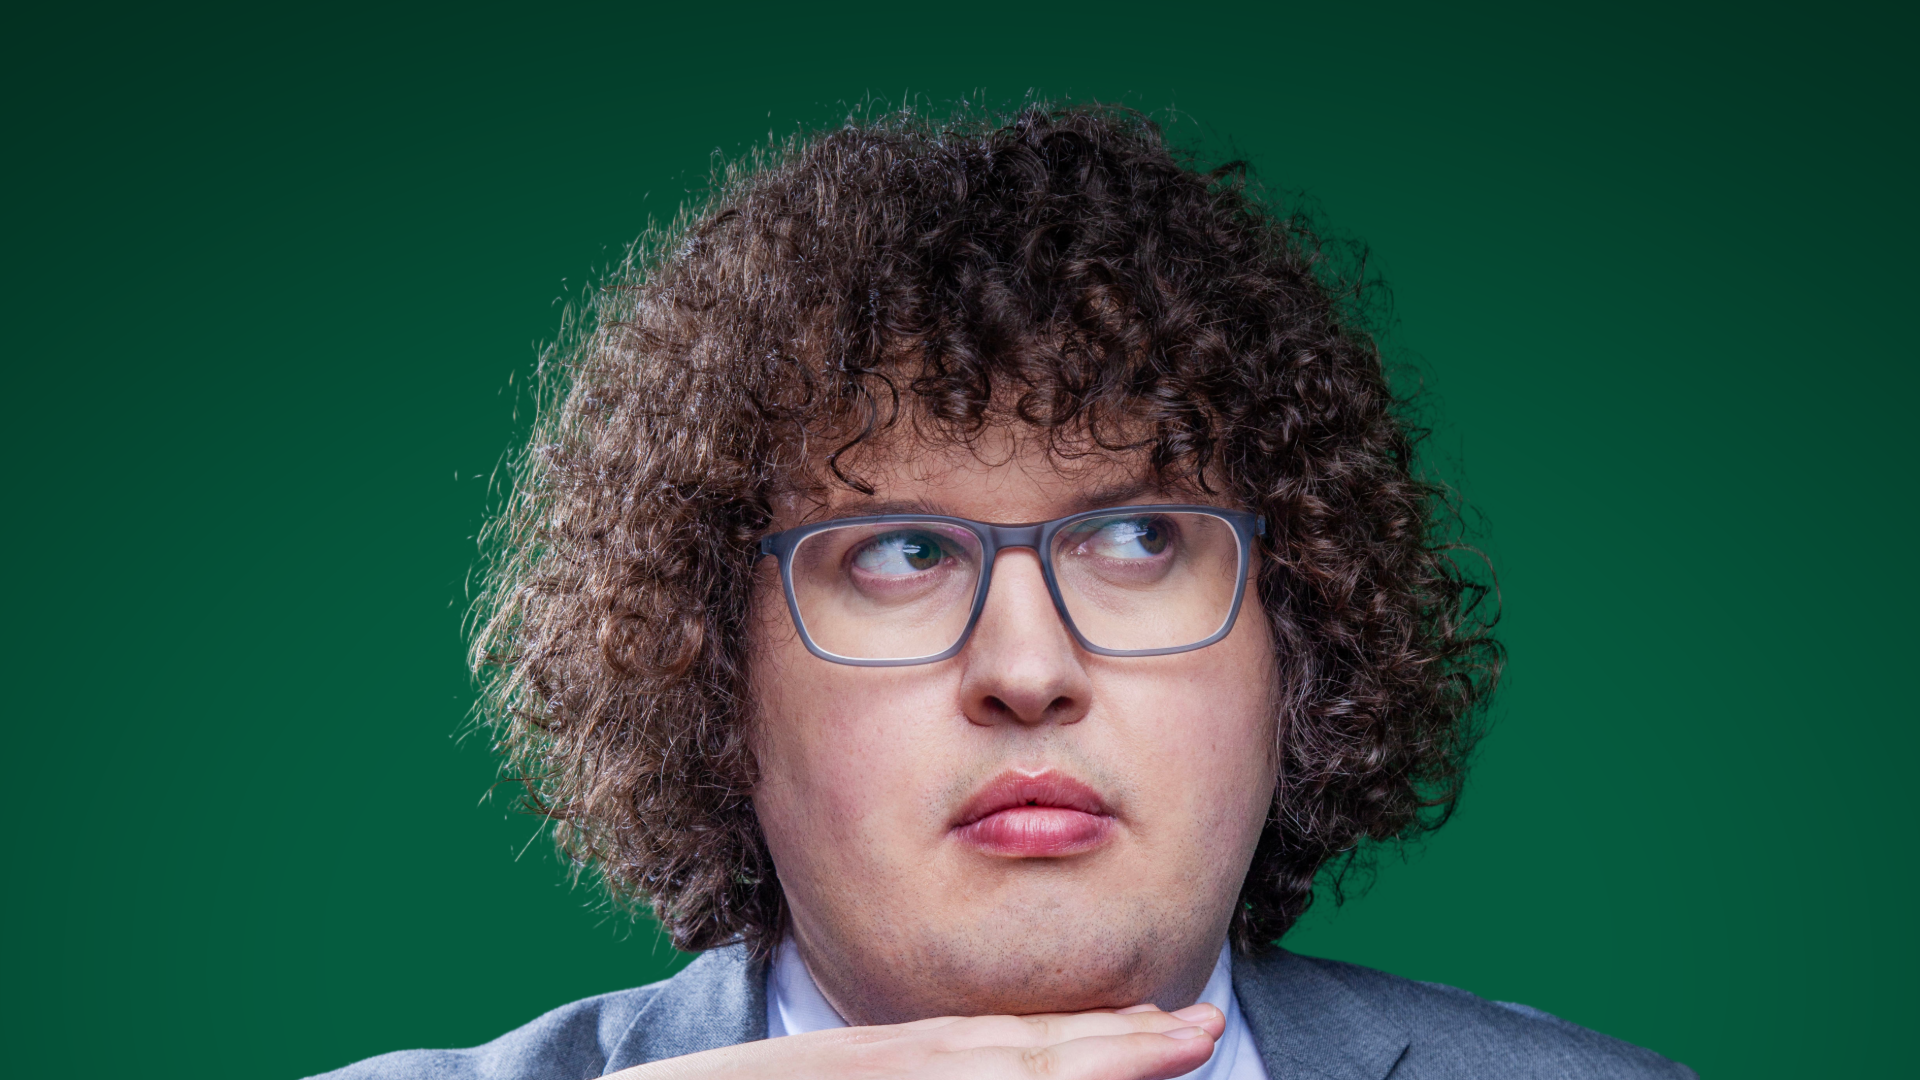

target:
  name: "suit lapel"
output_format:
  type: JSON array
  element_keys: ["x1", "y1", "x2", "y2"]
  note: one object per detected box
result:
[
  {"x1": 1233, "y1": 949, "x2": 1409, "y2": 1080},
  {"x1": 603, "y1": 944, "x2": 768, "y2": 1073}
]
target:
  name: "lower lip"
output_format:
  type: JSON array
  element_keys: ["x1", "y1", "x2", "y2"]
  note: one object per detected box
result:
[{"x1": 953, "y1": 807, "x2": 1116, "y2": 857}]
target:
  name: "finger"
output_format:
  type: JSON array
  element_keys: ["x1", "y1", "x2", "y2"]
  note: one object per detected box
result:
[
  {"x1": 1168, "y1": 1003, "x2": 1228, "y2": 1038},
  {"x1": 1047, "y1": 1004, "x2": 1223, "y2": 1041},
  {"x1": 895, "y1": 1014, "x2": 974, "y2": 1032},
  {"x1": 962, "y1": 1029, "x2": 1218, "y2": 1080},
  {"x1": 931, "y1": 1004, "x2": 1226, "y2": 1050}
]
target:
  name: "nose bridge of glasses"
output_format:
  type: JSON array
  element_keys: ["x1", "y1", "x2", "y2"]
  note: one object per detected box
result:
[
  {"x1": 982, "y1": 522, "x2": 1046, "y2": 552},
  {"x1": 975, "y1": 525, "x2": 1066, "y2": 637}
]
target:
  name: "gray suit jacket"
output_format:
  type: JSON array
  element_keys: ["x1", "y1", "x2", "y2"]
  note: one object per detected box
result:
[{"x1": 311, "y1": 946, "x2": 1695, "y2": 1079}]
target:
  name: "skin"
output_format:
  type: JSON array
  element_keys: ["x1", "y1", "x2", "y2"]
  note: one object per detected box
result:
[{"x1": 612, "y1": 431, "x2": 1280, "y2": 1080}]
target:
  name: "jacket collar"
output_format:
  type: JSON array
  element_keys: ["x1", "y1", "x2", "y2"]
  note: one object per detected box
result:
[
  {"x1": 601, "y1": 943, "x2": 1407, "y2": 1080},
  {"x1": 1233, "y1": 948, "x2": 1409, "y2": 1080},
  {"x1": 603, "y1": 944, "x2": 768, "y2": 1072}
]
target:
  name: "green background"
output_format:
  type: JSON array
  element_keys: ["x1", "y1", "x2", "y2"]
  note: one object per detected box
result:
[{"x1": 6, "y1": 3, "x2": 1913, "y2": 1077}]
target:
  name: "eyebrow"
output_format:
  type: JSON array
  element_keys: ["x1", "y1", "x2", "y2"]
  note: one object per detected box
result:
[{"x1": 814, "y1": 479, "x2": 1197, "y2": 525}]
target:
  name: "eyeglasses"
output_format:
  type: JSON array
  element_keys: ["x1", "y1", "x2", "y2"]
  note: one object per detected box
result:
[{"x1": 757, "y1": 505, "x2": 1264, "y2": 666}]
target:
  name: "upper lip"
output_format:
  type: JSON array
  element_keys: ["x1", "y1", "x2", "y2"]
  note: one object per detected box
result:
[{"x1": 951, "y1": 769, "x2": 1113, "y2": 827}]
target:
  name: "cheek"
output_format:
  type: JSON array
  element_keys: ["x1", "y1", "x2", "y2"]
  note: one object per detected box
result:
[
  {"x1": 748, "y1": 603, "x2": 954, "y2": 859},
  {"x1": 1210, "y1": 615, "x2": 1282, "y2": 808},
  {"x1": 1107, "y1": 612, "x2": 1278, "y2": 834}
]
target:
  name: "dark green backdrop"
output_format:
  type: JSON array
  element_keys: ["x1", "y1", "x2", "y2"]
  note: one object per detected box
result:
[{"x1": 6, "y1": 4, "x2": 1913, "y2": 1078}]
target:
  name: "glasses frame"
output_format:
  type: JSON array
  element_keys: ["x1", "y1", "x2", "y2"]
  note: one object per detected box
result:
[{"x1": 757, "y1": 504, "x2": 1266, "y2": 667}]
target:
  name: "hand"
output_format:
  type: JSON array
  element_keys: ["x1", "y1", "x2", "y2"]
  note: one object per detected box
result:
[{"x1": 606, "y1": 1001, "x2": 1226, "y2": 1080}]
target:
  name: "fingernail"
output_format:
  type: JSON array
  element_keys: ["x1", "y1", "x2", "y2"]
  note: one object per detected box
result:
[
  {"x1": 1116, "y1": 1004, "x2": 1160, "y2": 1014},
  {"x1": 1165, "y1": 1026, "x2": 1206, "y2": 1040},
  {"x1": 1171, "y1": 1004, "x2": 1217, "y2": 1022}
]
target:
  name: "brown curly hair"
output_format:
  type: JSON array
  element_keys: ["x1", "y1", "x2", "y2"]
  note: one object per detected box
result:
[{"x1": 471, "y1": 102, "x2": 1501, "y2": 959}]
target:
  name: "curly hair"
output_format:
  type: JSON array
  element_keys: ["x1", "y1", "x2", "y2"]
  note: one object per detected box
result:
[{"x1": 471, "y1": 102, "x2": 1501, "y2": 959}]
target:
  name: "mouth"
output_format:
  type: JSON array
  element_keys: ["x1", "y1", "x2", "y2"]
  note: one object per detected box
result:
[{"x1": 950, "y1": 769, "x2": 1117, "y2": 857}]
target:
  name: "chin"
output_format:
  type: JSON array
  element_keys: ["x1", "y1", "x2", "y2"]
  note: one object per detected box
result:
[
  {"x1": 785, "y1": 838, "x2": 1250, "y2": 1024},
  {"x1": 958, "y1": 972, "x2": 1147, "y2": 1017},
  {"x1": 862, "y1": 909, "x2": 1175, "y2": 1021}
]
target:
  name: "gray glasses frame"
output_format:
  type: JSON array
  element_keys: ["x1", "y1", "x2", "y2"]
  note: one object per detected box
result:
[{"x1": 756, "y1": 504, "x2": 1266, "y2": 667}]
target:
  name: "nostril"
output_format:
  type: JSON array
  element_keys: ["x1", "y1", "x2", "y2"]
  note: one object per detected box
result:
[{"x1": 969, "y1": 692, "x2": 1085, "y2": 727}]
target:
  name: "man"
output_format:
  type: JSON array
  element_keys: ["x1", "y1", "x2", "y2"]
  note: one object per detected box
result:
[{"x1": 318, "y1": 104, "x2": 1693, "y2": 1079}]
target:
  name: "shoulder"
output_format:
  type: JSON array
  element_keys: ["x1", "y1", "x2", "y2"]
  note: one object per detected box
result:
[
  {"x1": 1234, "y1": 949, "x2": 1696, "y2": 1080},
  {"x1": 303, "y1": 984, "x2": 666, "y2": 1080},
  {"x1": 304, "y1": 946, "x2": 767, "y2": 1080}
]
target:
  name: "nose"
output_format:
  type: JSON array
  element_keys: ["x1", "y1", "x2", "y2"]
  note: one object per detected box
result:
[{"x1": 957, "y1": 548, "x2": 1092, "y2": 727}]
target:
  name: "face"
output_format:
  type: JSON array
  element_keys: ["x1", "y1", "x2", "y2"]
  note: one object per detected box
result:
[{"x1": 747, "y1": 431, "x2": 1279, "y2": 1024}]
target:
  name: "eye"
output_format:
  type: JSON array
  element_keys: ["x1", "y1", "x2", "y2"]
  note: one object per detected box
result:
[
  {"x1": 851, "y1": 531, "x2": 948, "y2": 575},
  {"x1": 1081, "y1": 516, "x2": 1171, "y2": 559}
]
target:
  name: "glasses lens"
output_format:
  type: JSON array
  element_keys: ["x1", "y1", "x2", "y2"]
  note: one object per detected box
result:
[
  {"x1": 787, "y1": 521, "x2": 984, "y2": 661},
  {"x1": 1051, "y1": 511, "x2": 1245, "y2": 652}
]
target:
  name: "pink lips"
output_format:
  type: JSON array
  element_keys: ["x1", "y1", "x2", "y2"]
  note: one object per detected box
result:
[{"x1": 951, "y1": 771, "x2": 1116, "y2": 857}]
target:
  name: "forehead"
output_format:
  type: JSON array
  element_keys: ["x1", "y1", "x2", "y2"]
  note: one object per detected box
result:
[{"x1": 773, "y1": 425, "x2": 1198, "y2": 528}]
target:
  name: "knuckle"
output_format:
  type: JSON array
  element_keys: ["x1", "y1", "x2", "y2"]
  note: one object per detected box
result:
[
  {"x1": 1019, "y1": 1015, "x2": 1059, "y2": 1042},
  {"x1": 1019, "y1": 1045, "x2": 1063, "y2": 1077}
]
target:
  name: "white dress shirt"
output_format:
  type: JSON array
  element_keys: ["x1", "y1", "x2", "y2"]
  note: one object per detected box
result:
[{"x1": 765, "y1": 937, "x2": 1270, "y2": 1080}]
